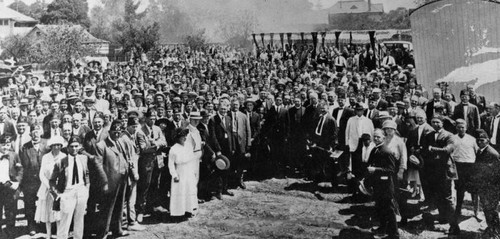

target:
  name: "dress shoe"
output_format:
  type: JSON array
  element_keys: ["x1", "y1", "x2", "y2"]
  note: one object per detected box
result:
[
  {"x1": 113, "y1": 231, "x2": 130, "y2": 238},
  {"x1": 198, "y1": 199, "x2": 205, "y2": 204},
  {"x1": 239, "y1": 181, "x2": 247, "y2": 190},
  {"x1": 222, "y1": 190, "x2": 234, "y2": 196},
  {"x1": 127, "y1": 223, "x2": 145, "y2": 231},
  {"x1": 153, "y1": 206, "x2": 169, "y2": 213},
  {"x1": 29, "y1": 230, "x2": 36, "y2": 236},
  {"x1": 448, "y1": 225, "x2": 460, "y2": 236},
  {"x1": 137, "y1": 213, "x2": 144, "y2": 223},
  {"x1": 214, "y1": 193, "x2": 222, "y2": 200}
]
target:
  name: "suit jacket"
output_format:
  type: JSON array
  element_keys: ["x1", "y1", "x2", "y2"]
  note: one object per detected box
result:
[
  {"x1": 13, "y1": 132, "x2": 31, "y2": 154},
  {"x1": 0, "y1": 120, "x2": 17, "y2": 138},
  {"x1": 73, "y1": 125, "x2": 91, "y2": 142},
  {"x1": 163, "y1": 120, "x2": 177, "y2": 146},
  {"x1": 1, "y1": 151, "x2": 23, "y2": 183},
  {"x1": 287, "y1": 106, "x2": 306, "y2": 139},
  {"x1": 345, "y1": 116, "x2": 374, "y2": 152},
  {"x1": 422, "y1": 129, "x2": 457, "y2": 180},
  {"x1": 364, "y1": 108, "x2": 380, "y2": 121},
  {"x1": 85, "y1": 110, "x2": 97, "y2": 129},
  {"x1": 332, "y1": 107, "x2": 355, "y2": 147},
  {"x1": 367, "y1": 144, "x2": 396, "y2": 199},
  {"x1": 49, "y1": 154, "x2": 90, "y2": 194},
  {"x1": 141, "y1": 124, "x2": 167, "y2": 153},
  {"x1": 229, "y1": 111, "x2": 252, "y2": 153},
  {"x1": 245, "y1": 111, "x2": 262, "y2": 139},
  {"x1": 472, "y1": 145, "x2": 500, "y2": 191},
  {"x1": 94, "y1": 137, "x2": 130, "y2": 191},
  {"x1": 425, "y1": 99, "x2": 452, "y2": 121},
  {"x1": 470, "y1": 94, "x2": 486, "y2": 113},
  {"x1": 197, "y1": 123, "x2": 215, "y2": 162},
  {"x1": 82, "y1": 128, "x2": 109, "y2": 156},
  {"x1": 19, "y1": 140, "x2": 49, "y2": 189},
  {"x1": 376, "y1": 99, "x2": 388, "y2": 111},
  {"x1": 42, "y1": 127, "x2": 62, "y2": 139},
  {"x1": 452, "y1": 103, "x2": 480, "y2": 134},
  {"x1": 302, "y1": 104, "x2": 320, "y2": 139},
  {"x1": 209, "y1": 114, "x2": 233, "y2": 156},
  {"x1": 310, "y1": 114, "x2": 337, "y2": 149},
  {"x1": 120, "y1": 131, "x2": 140, "y2": 181},
  {"x1": 406, "y1": 123, "x2": 434, "y2": 169}
]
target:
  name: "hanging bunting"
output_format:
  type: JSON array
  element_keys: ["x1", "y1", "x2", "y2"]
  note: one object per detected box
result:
[
  {"x1": 279, "y1": 33, "x2": 284, "y2": 49},
  {"x1": 335, "y1": 31, "x2": 341, "y2": 49}
]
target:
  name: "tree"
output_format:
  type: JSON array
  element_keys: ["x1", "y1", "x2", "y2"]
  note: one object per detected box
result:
[
  {"x1": 185, "y1": 30, "x2": 207, "y2": 50},
  {"x1": 0, "y1": 34, "x2": 36, "y2": 64},
  {"x1": 217, "y1": 10, "x2": 255, "y2": 48},
  {"x1": 34, "y1": 25, "x2": 97, "y2": 69},
  {"x1": 8, "y1": 1, "x2": 30, "y2": 16},
  {"x1": 40, "y1": 0, "x2": 90, "y2": 28},
  {"x1": 112, "y1": 0, "x2": 160, "y2": 56},
  {"x1": 28, "y1": 0, "x2": 49, "y2": 20}
]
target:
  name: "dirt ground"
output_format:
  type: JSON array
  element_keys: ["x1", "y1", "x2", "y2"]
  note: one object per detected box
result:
[{"x1": 10, "y1": 178, "x2": 488, "y2": 239}]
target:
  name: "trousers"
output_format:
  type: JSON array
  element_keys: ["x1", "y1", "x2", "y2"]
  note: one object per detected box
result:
[{"x1": 57, "y1": 184, "x2": 89, "y2": 239}]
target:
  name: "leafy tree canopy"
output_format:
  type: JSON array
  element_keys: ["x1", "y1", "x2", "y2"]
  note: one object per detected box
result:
[{"x1": 40, "y1": 0, "x2": 90, "y2": 28}]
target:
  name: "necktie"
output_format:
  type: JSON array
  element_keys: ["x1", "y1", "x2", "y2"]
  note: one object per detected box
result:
[
  {"x1": 18, "y1": 137, "x2": 22, "y2": 152},
  {"x1": 315, "y1": 115, "x2": 325, "y2": 136},
  {"x1": 368, "y1": 110, "x2": 371, "y2": 119},
  {"x1": 72, "y1": 157, "x2": 79, "y2": 185},
  {"x1": 232, "y1": 112, "x2": 237, "y2": 133}
]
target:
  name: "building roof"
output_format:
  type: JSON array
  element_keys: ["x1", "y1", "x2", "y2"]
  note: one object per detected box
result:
[
  {"x1": 0, "y1": 4, "x2": 37, "y2": 23},
  {"x1": 329, "y1": 0, "x2": 384, "y2": 14},
  {"x1": 29, "y1": 24, "x2": 109, "y2": 44}
]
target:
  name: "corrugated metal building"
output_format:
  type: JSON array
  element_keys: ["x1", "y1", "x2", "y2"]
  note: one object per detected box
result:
[{"x1": 410, "y1": 0, "x2": 500, "y2": 102}]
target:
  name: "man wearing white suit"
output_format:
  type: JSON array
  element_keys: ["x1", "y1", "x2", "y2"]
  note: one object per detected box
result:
[
  {"x1": 345, "y1": 103, "x2": 374, "y2": 189},
  {"x1": 49, "y1": 136, "x2": 89, "y2": 239}
]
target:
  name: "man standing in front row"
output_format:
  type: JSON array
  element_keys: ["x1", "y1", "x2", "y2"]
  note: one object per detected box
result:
[
  {"x1": 422, "y1": 116, "x2": 460, "y2": 236},
  {"x1": 50, "y1": 136, "x2": 89, "y2": 239},
  {"x1": 367, "y1": 129, "x2": 398, "y2": 239},
  {"x1": 472, "y1": 130, "x2": 500, "y2": 238},
  {"x1": 94, "y1": 121, "x2": 130, "y2": 239}
]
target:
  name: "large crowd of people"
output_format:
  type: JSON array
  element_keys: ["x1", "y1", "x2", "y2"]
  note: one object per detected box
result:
[{"x1": 0, "y1": 43, "x2": 499, "y2": 239}]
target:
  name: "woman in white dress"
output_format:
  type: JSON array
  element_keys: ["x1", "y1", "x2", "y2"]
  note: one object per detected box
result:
[
  {"x1": 35, "y1": 136, "x2": 65, "y2": 239},
  {"x1": 168, "y1": 128, "x2": 198, "y2": 219}
]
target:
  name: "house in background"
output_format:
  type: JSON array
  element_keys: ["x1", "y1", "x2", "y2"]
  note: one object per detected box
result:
[
  {"x1": 26, "y1": 24, "x2": 110, "y2": 56},
  {"x1": 0, "y1": 0, "x2": 38, "y2": 39},
  {"x1": 328, "y1": 0, "x2": 384, "y2": 24}
]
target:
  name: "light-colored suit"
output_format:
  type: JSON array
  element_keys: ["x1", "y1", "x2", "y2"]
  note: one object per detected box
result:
[
  {"x1": 229, "y1": 111, "x2": 252, "y2": 154},
  {"x1": 345, "y1": 115, "x2": 374, "y2": 152}
]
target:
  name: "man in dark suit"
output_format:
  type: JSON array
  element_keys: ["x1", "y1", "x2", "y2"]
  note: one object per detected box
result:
[
  {"x1": 19, "y1": 128, "x2": 48, "y2": 235},
  {"x1": 421, "y1": 116, "x2": 460, "y2": 235},
  {"x1": 367, "y1": 129, "x2": 399, "y2": 238},
  {"x1": 286, "y1": 97, "x2": 306, "y2": 170},
  {"x1": 261, "y1": 94, "x2": 281, "y2": 174},
  {"x1": 94, "y1": 121, "x2": 130, "y2": 239},
  {"x1": 42, "y1": 113, "x2": 63, "y2": 139},
  {"x1": 371, "y1": 89, "x2": 388, "y2": 111},
  {"x1": 243, "y1": 100, "x2": 262, "y2": 140},
  {"x1": 309, "y1": 100, "x2": 337, "y2": 189},
  {"x1": 209, "y1": 100, "x2": 233, "y2": 197},
  {"x1": 364, "y1": 49, "x2": 377, "y2": 72},
  {"x1": 197, "y1": 110, "x2": 216, "y2": 200},
  {"x1": 0, "y1": 135, "x2": 23, "y2": 237},
  {"x1": 452, "y1": 90, "x2": 481, "y2": 135},
  {"x1": 406, "y1": 110, "x2": 434, "y2": 174},
  {"x1": 82, "y1": 115, "x2": 108, "y2": 235},
  {"x1": 71, "y1": 113, "x2": 91, "y2": 142},
  {"x1": 364, "y1": 96, "x2": 380, "y2": 121},
  {"x1": 425, "y1": 88, "x2": 452, "y2": 122},
  {"x1": 467, "y1": 84, "x2": 486, "y2": 113},
  {"x1": 487, "y1": 102, "x2": 500, "y2": 153},
  {"x1": 472, "y1": 130, "x2": 500, "y2": 238}
]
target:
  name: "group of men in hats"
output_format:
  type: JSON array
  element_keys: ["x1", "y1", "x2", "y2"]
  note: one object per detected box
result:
[{"x1": 0, "y1": 43, "x2": 499, "y2": 239}]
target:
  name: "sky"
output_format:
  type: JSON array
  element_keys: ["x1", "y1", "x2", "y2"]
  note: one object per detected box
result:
[{"x1": 5, "y1": 0, "x2": 417, "y2": 13}]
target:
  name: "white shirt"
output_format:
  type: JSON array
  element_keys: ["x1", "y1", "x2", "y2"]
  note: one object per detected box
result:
[
  {"x1": 463, "y1": 105, "x2": 469, "y2": 120},
  {"x1": 451, "y1": 134, "x2": 478, "y2": 163},
  {"x1": 336, "y1": 108, "x2": 344, "y2": 127},
  {"x1": 66, "y1": 155, "x2": 84, "y2": 189},
  {"x1": 362, "y1": 142, "x2": 375, "y2": 163},
  {"x1": 491, "y1": 114, "x2": 500, "y2": 145},
  {"x1": 417, "y1": 124, "x2": 424, "y2": 145},
  {"x1": 0, "y1": 157, "x2": 10, "y2": 183}
]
